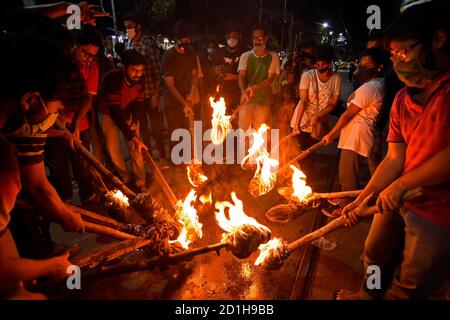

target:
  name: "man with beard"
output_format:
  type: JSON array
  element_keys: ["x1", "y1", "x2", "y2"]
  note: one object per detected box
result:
[
  {"x1": 337, "y1": 0, "x2": 450, "y2": 300},
  {"x1": 99, "y1": 50, "x2": 148, "y2": 192},
  {"x1": 123, "y1": 12, "x2": 165, "y2": 161}
]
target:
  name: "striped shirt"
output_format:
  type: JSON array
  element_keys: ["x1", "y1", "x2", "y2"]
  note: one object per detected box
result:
[{"x1": 2, "y1": 134, "x2": 47, "y2": 165}]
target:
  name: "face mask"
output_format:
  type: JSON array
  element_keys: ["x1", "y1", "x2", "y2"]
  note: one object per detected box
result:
[
  {"x1": 126, "y1": 28, "x2": 136, "y2": 40},
  {"x1": 207, "y1": 48, "x2": 214, "y2": 55},
  {"x1": 227, "y1": 38, "x2": 238, "y2": 48},
  {"x1": 356, "y1": 66, "x2": 379, "y2": 82},
  {"x1": 10, "y1": 96, "x2": 59, "y2": 136},
  {"x1": 394, "y1": 56, "x2": 441, "y2": 89},
  {"x1": 316, "y1": 65, "x2": 330, "y2": 74}
]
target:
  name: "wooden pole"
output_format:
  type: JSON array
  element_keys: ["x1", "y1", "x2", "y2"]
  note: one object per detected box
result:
[
  {"x1": 54, "y1": 120, "x2": 136, "y2": 199},
  {"x1": 288, "y1": 188, "x2": 423, "y2": 251},
  {"x1": 141, "y1": 149, "x2": 178, "y2": 207},
  {"x1": 83, "y1": 221, "x2": 137, "y2": 240},
  {"x1": 68, "y1": 204, "x2": 129, "y2": 230}
]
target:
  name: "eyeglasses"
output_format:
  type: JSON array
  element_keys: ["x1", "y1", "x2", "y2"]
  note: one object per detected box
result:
[{"x1": 390, "y1": 41, "x2": 420, "y2": 62}]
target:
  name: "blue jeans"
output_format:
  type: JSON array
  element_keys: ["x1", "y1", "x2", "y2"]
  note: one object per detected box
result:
[{"x1": 362, "y1": 208, "x2": 450, "y2": 299}]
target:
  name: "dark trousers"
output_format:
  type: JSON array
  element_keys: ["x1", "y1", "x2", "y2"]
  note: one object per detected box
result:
[
  {"x1": 362, "y1": 208, "x2": 450, "y2": 299},
  {"x1": 8, "y1": 200, "x2": 53, "y2": 259},
  {"x1": 165, "y1": 104, "x2": 189, "y2": 164},
  {"x1": 295, "y1": 131, "x2": 319, "y2": 174},
  {"x1": 45, "y1": 130, "x2": 94, "y2": 202},
  {"x1": 135, "y1": 102, "x2": 166, "y2": 159}
]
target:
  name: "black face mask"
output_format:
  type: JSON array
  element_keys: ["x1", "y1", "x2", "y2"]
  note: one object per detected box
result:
[
  {"x1": 316, "y1": 65, "x2": 330, "y2": 74},
  {"x1": 356, "y1": 66, "x2": 380, "y2": 82}
]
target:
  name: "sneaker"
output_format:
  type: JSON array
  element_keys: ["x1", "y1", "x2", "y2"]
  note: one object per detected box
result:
[
  {"x1": 311, "y1": 237, "x2": 338, "y2": 251},
  {"x1": 321, "y1": 208, "x2": 342, "y2": 218}
]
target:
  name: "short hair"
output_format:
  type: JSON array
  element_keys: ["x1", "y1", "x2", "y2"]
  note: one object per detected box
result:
[
  {"x1": 173, "y1": 20, "x2": 193, "y2": 40},
  {"x1": 224, "y1": 20, "x2": 241, "y2": 35},
  {"x1": 314, "y1": 44, "x2": 335, "y2": 63},
  {"x1": 121, "y1": 49, "x2": 145, "y2": 66},
  {"x1": 0, "y1": 35, "x2": 86, "y2": 109},
  {"x1": 360, "y1": 48, "x2": 388, "y2": 66},
  {"x1": 122, "y1": 11, "x2": 144, "y2": 26},
  {"x1": 71, "y1": 25, "x2": 102, "y2": 47},
  {"x1": 385, "y1": 0, "x2": 450, "y2": 50},
  {"x1": 252, "y1": 23, "x2": 269, "y2": 36}
]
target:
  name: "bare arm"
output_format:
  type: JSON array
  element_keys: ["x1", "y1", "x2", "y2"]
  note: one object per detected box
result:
[
  {"x1": 315, "y1": 94, "x2": 340, "y2": 118},
  {"x1": 292, "y1": 88, "x2": 309, "y2": 132},
  {"x1": 19, "y1": 162, "x2": 84, "y2": 233},
  {"x1": 323, "y1": 103, "x2": 361, "y2": 143},
  {"x1": 352, "y1": 142, "x2": 406, "y2": 204},
  {"x1": 238, "y1": 70, "x2": 247, "y2": 96},
  {"x1": 0, "y1": 230, "x2": 70, "y2": 284}
]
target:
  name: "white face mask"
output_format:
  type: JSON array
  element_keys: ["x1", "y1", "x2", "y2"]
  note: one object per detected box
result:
[
  {"x1": 9, "y1": 96, "x2": 59, "y2": 136},
  {"x1": 127, "y1": 28, "x2": 136, "y2": 40},
  {"x1": 227, "y1": 38, "x2": 238, "y2": 48}
]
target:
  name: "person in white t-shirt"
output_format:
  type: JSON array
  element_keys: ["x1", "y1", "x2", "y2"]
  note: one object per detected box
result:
[
  {"x1": 291, "y1": 45, "x2": 342, "y2": 151},
  {"x1": 322, "y1": 48, "x2": 387, "y2": 211}
]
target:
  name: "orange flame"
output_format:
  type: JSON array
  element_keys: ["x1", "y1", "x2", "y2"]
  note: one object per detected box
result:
[
  {"x1": 108, "y1": 189, "x2": 129, "y2": 207},
  {"x1": 290, "y1": 165, "x2": 313, "y2": 202},
  {"x1": 215, "y1": 192, "x2": 266, "y2": 237},
  {"x1": 255, "y1": 237, "x2": 284, "y2": 266},
  {"x1": 241, "y1": 124, "x2": 279, "y2": 196},
  {"x1": 170, "y1": 189, "x2": 203, "y2": 249},
  {"x1": 187, "y1": 164, "x2": 208, "y2": 187},
  {"x1": 209, "y1": 96, "x2": 232, "y2": 145}
]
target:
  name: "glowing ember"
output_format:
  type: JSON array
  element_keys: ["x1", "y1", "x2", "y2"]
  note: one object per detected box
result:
[
  {"x1": 170, "y1": 190, "x2": 203, "y2": 249},
  {"x1": 242, "y1": 124, "x2": 279, "y2": 197},
  {"x1": 106, "y1": 189, "x2": 129, "y2": 208},
  {"x1": 255, "y1": 237, "x2": 290, "y2": 270},
  {"x1": 199, "y1": 193, "x2": 212, "y2": 205},
  {"x1": 187, "y1": 163, "x2": 208, "y2": 187},
  {"x1": 290, "y1": 165, "x2": 313, "y2": 203},
  {"x1": 209, "y1": 96, "x2": 232, "y2": 145}
]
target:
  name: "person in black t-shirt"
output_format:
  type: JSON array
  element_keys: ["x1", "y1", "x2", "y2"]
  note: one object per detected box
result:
[
  {"x1": 212, "y1": 22, "x2": 245, "y2": 116},
  {"x1": 162, "y1": 21, "x2": 198, "y2": 161}
]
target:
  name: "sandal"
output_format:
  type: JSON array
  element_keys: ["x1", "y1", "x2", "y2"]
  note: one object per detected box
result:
[
  {"x1": 311, "y1": 237, "x2": 337, "y2": 251},
  {"x1": 321, "y1": 208, "x2": 342, "y2": 218}
]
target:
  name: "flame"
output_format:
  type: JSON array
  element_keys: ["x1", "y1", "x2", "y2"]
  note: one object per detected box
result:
[
  {"x1": 290, "y1": 165, "x2": 313, "y2": 202},
  {"x1": 199, "y1": 193, "x2": 212, "y2": 205},
  {"x1": 209, "y1": 96, "x2": 232, "y2": 145},
  {"x1": 255, "y1": 237, "x2": 284, "y2": 266},
  {"x1": 108, "y1": 189, "x2": 129, "y2": 207},
  {"x1": 187, "y1": 164, "x2": 208, "y2": 187},
  {"x1": 241, "y1": 124, "x2": 279, "y2": 197},
  {"x1": 170, "y1": 189, "x2": 203, "y2": 249},
  {"x1": 214, "y1": 192, "x2": 266, "y2": 235}
]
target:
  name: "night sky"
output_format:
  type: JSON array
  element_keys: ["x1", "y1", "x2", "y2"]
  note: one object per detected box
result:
[{"x1": 2, "y1": 0, "x2": 405, "y2": 53}]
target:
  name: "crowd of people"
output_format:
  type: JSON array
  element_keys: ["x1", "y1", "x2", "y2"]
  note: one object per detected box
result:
[{"x1": 0, "y1": 0, "x2": 449, "y2": 300}]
